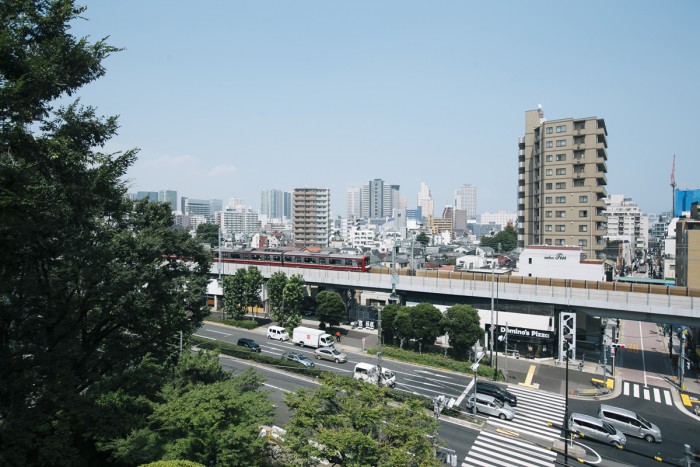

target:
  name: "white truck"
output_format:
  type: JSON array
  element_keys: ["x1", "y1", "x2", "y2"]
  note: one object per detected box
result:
[
  {"x1": 292, "y1": 326, "x2": 334, "y2": 349},
  {"x1": 353, "y1": 362, "x2": 396, "y2": 388}
]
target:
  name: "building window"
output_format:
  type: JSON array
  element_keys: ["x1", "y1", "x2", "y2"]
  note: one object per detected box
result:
[
  {"x1": 579, "y1": 239, "x2": 587, "y2": 247},
  {"x1": 528, "y1": 258, "x2": 533, "y2": 264},
  {"x1": 556, "y1": 182, "x2": 566, "y2": 189},
  {"x1": 556, "y1": 210, "x2": 566, "y2": 218},
  {"x1": 556, "y1": 153, "x2": 566, "y2": 161},
  {"x1": 545, "y1": 225, "x2": 553, "y2": 232},
  {"x1": 579, "y1": 225, "x2": 588, "y2": 232},
  {"x1": 545, "y1": 197, "x2": 553, "y2": 204},
  {"x1": 545, "y1": 239, "x2": 553, "y2": 245},
  {"x1": 556, "y1": 139, "x2": 567, "y2": 147},
  {"x1": 555, "y1": 239, "x2": 565, "y2": 246},
  {"x1": 546, "y1": 183, "x2": 553, "y2": 190},
  {"x1": 546, "y1": 127, "x2": 553, "y2": 134},
  {"x1": 556, "y1": 196, "x2": 566, "y2": 203},
  {"x1": 556, "y1": 168, "x2": 566, "y2": 175},
  {"x1": 546, "y1": 141, "x2": 553, "y2": 148},
  {"x1": 546, "y1": 155, "x2": 553, "y2": 162},
  {"x1": 545, "y1": 169, "x2": 553, "y2": 176},
  {"x1": 579, "y1": 195, "x2": 588, "y2": 203},
  {"x1": 579, "y1": 210, "x2": 588, "y2": 218},
  {"x1": 556, "y1": 225, "x2": 566, "y2": 232},
  {"x1": 556, "y1": 125, "x2": 566, "y2": 133},
  {"x1": 546, "y1": 210, "x2": 553, "y2": 217}
]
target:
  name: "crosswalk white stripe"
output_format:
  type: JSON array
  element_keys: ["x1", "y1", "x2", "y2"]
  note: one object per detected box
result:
[
  {"x1": 653, "y1": 387, "x2": 661, "y2": 402},
  {"x1": 664, "y1": 390, "x2": 673, "y2": 405},
  {"x1": 633, "y1": 384, "x2": 640, "y2": 398},
  {"x1": 462, "y1": 457, "x2": 494, "y2": 467},
  {"x1": 478, "y1": 431, "x2": 558, "y2": 460},
  {"x1": 489, "y1": 418, "x2": 560, "y2": 439},
  {"x1": 470, "y1": 445, "x2": 554, "y2": 467},
  {"x1": 624, "y1": 381, "x2": 630, "y2": 395},
  {"x1": 644, "y1": 388, "x2": 650, "y2": 400}
]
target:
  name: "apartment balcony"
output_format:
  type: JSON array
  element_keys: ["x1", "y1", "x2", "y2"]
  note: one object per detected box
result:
[{"x1": 597, "y1": 147, "x2": 607, "y2": 160}]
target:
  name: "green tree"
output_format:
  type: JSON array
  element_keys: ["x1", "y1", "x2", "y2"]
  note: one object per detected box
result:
[
  {"x1": 0, "y1": 3, "x2": 215, "y2": 463},
  {"x1": 440, "y1": 305, "x2": 482, "y2": 360},
  {"x1": 267, "y1": 271, "x2": 287, "y2": 323},
  {"x1": 315, "y1": 291, "x2": 346, "y2": 327},
  {"x1": 195, "y1": 223, "x2": 220, "y2": 247},
  {"x1": 415, "y1": 231, "x2": 430, "y2": 246},
  {"x1": 245, "y1": 266, "x2": 263, "y2": 318},
  {"x1": 411, "y1": 303, "x2": 444, "y2": 350},
  {"x1": 380, "y1": 303, "x2": 401, "y2": 344},
  {"x1": 281, "y1": 274, "x2": 305, "y2": 329},
  {"x1": 284, "y1": 374, "x2": 439, "y2": 466},
  {"x1": 479, "y1": 224, "x2": 517, "y2": 252},
  {"x1": 223, "y1": 270, "x2": 247, "y2": 319},
  {"x1": 394, "y1": 307, "x2": 414, "y2": 349}
]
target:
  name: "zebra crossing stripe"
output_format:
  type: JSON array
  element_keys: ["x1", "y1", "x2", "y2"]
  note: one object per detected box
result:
[
  {"x1": 664, "y1": 390, "x2": 673, "y2": 405},
  {"x1": 644, "y1": 388, "x2": 650, "y2": 400},
  {"x1": 633, "y1": 384, "x2": 640, "y2": 398},
  {"x1": 464, "y1": 431, "x2": 556, "y2": 467},
  {"x1": 653, "y1": 387, "x2": 660, "y2": 402},
  {"x1": 624, "y1": 381, "x2": 630, "y2": 395}
]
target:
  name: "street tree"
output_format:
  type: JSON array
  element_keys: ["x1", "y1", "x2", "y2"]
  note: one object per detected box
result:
[
  {"x1": 315, "y1": 291, "x2": 346, "y2": 327},
  {"x1": 440, "y1": 304, "x2": 482, "y2": 360},
  {"x1": 411, "y1": 303, "x2": 445, "y2": 350},
  {"x1": 244, "y1": 266, "x2": 263, "y2": 318},
  {"x1": 281, "y1": 274, "x2": 305, "y2": 329},
  {"x1": 0, "y1": 2, "x2": 211, "y2": 464},
  {"x1": 195, "y1": 223, "x2": 220, "y2": 247},
  {"x1": 284, "y1": 374, "x2": 440, "y2": 466},
  {"x1": 380, "y1": 303, "x2": 401, "y2": 344},
  {"x1": 415, "y1": 231, "x2": 430, "y2": 246},
  {"x1": 394, "y1": 307, "x2": 414, "y2": 349},
  {"x1": 267, "y1": 271, "x2": 287, "y2": 323},
  {"x1": 222, "y1": 270, "x2": 247, "y2": 319}
]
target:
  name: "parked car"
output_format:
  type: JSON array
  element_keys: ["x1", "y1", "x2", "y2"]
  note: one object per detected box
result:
[
  {"x1": 465, "y1": 393, "x2": 514, "y2": 420},
  {"x1": 568, "y1": 413, "x2": 626, "y2": 447},
  {"x1": 598, "y1": 404, "x2": 662, "y2": 443},
  {"x1": 237, "y1": 337, "x2": 261, "y2": 352},
  {"x1": 314, "y1": 347, "x2": 347, "y2": 363},
  {"x1": 475, "y1": 382, "x2": 518, "y2": 406},
  {"x1": 281, "y1": 352, "x2": 315, "y2": 367},
  {"x1": 267, "y1": 325, "x2": 289, "y2": 341}
]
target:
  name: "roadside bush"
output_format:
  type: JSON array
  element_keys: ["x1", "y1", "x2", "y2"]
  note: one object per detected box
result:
[
  {"x1": 222, "y1": 318, "x2": 263, "y2": 329},
  {"x1": 367, "y1": 345, "x2": 499, "y2": 379}
]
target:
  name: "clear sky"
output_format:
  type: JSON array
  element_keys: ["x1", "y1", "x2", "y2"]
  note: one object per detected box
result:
[{"x1": 70, "y1": 1, "x2": 699, "y2": 217}]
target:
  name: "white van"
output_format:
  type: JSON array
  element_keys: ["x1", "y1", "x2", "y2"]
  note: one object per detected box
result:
[
  {"x1": 267, "y1": 326, "x2": 289, "y2": 341},
  {"x1": 598, "y1": 404, "x2": 662, "y2": 443}
]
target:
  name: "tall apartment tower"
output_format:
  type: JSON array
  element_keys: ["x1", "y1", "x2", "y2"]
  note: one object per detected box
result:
[
  {"x1": 518, "y1": 108, "x2": 608, "y2": 260},
  {"x1": 417, "y1": 182, "x2": 434, "y2": 220},
  {"x1": 361, "y1": 179, "x2": 399, "y2": 220},
  {"x1": 346, "y1": 186, "x2": 361, "y2": 219},
  {"x1": 454, "y1": 184, "x2": 477, "y2": 221},
  {"x1": 293, "y1": 188, "x2": 331, "y2": 248}
]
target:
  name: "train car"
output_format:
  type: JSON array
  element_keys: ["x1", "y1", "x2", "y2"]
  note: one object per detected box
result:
[{"x1": 213, "y1": 248, "x2": 371, "y2": 272}]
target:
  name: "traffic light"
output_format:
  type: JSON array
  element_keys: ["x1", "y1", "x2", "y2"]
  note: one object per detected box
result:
[{"x1": 610, "y1": 343, "x2": 625, "y2": 349}]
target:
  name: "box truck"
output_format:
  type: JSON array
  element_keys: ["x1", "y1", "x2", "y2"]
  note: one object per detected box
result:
[{"x1": 292, "y1": 326, "x2": 334, "y2": 348}]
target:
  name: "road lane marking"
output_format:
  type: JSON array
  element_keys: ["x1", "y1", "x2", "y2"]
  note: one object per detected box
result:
[
  {"x1": 653, "y1": 387, "x2": 661, "y2": 402},
  {"x1": 623, "y1": 381, "x2": 630, "y2": 395}
]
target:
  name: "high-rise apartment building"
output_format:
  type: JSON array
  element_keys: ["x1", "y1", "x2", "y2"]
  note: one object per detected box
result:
[
  {"x1": 181, "y1": 197, "x2": 222, "y2": 223},
  {"x1": 361, "y1": 179, "x2": 399, "y2": 220},
  {"x1": 216, "y1": 208, "x2": 261, "y2": 237},
  {"x1": 604, "y1": 195, "x2": 648, "y2": 251},
  {"x1": 293, "y1": 188, "x2": 331, "y2": 248},
  {"x1": 346, "y1": 186, "x2": 361, "y2": 219},
  {"x1": 158, "y1": 190, "x2": 178, "y2": 211},
  {"x1": 518, "y1": 108, "x2": 608, "y2": 260},
  {"x1": 260, "y1": 189, "x2": 291, "y2": 220},
  {"x1": 454, "y1": 184, "x2": 477, "y2": 221},
  {"x1": 417, "y1": 182, "x2": 433, "y2": 219}
]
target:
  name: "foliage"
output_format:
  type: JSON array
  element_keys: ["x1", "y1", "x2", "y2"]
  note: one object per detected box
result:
[
  {"x1": 281, "y1": 274, "x2": 305, "y2": 329},
  {"x1": 479, "y1": 224, "x2": 517, "y2": 252},
  {"x1": 379, "y1": 303, "x2": 401, "y2": 344},
  {"x1": 195, "y1": 223, "x2": 220, "y2": 247},
  {"x1": 223, "y1": 270, "x2": 247, "y2": 319},
  {"x1": 284, "y1": 374, "x2": 440, "y2": 467},
  {"x1": 440, "y1": 304, "x2": 483, "y2": 360},
  {"x1": 367, "y1": 346, "x2": 496, "y2": 378},
  {"x1": 315, "y1": 290, "x2": 346, "y2": 327},
  {"x1": 222, "y1": 318, "x2": 261, "y2": 329},
  {"x1": 267, "y1": 271, "x2": 287, "y2": 322},
  {"x1": 245, "y1": 266, "x2": 263, "y2": 317},
  {"x1": 394, "y1": 307, "x2": 414, "y2": 349},
  {"x1": 411, "y1": 303, "x2": 444, "y2": 348},
  {"x1": 415, "y1": 231, "x2": 430, "y2": 246},
  {"x1": 140, "y1": 461, "x2": 205, "y2": 467}
]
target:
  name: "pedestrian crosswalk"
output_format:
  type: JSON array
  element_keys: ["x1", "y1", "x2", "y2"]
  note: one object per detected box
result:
[
  {"x1": 462, "y1": 386, "x2": 566, "y2": 467},
  {"x1": 622, "y1": 381, "x2": 673, "y2": 405}
]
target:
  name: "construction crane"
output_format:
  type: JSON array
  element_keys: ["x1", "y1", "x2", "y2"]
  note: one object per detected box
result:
[{"x1": 671, "y1": 154, "x2": 676, "y2": 215}]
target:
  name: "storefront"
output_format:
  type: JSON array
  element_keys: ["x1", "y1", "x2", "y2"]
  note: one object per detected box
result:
[{"x1": 485, "y1": 323, "x2": 555, "y2": 359}]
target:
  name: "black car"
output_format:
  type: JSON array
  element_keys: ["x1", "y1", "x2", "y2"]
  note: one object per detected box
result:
[
  {"x1": 237, "y1": 337, "x2": 261, "y2": 352},
  {"x1": 475, "y1": 382, "x2": 517, "y2": 406}
]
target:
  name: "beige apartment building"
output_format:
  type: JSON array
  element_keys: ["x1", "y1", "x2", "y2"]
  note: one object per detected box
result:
[
  {"x1": 518, "y1": 108, "x2": 608, "y2": 260},
  {"x1": 292, "y1": 187, "x2": 331, "y2": 248}
]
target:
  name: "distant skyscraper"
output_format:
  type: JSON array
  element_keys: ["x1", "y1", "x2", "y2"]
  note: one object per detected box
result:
[
  {"x1": 136, "y1": 191, "x2": 158, "y2": 202},
  {"x1": 454, "y1": 184, "x2": 477, "y2": 221},
  {"x1": 346, "y1": 186, "x2": 361, "y2": 218},
  {"x1": 158, "y1": 190, "x2": 178, "y2": 211},
  {"x1": 261, "y1": 189, "x2": 290, "y2": 220},
  {"x1": 417, "y1": 182, "x2": 433, "y2": 219},
  {"x1": 293, "y1": 187, "x2": 331, "y2": 248},
  {"x1": 181, "y1": 197, "x2": 222, "y2": 223},
  {"x1": 361, "y1": 179, "x2": 399, "y2": 220}
]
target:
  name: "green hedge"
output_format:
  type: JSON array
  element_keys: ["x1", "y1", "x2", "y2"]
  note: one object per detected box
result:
[
  {"x1": 367, "y1": 346, "x2": 501, "y2": 380},
  {"x1": 191, "y1": 336, "x2": 322, "y2": 378},
  {"x1": 222, "y1": 318, "x2": 261, "y2": 329}
]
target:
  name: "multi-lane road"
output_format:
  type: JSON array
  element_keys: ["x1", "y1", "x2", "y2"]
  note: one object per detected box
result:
[{"x1": 196, "y1": 321, "x2": 700, "y2": 467}]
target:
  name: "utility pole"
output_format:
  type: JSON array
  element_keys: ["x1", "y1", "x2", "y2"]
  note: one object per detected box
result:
[
  {"x1": 679, "y1": 327, "x2": 686, "y2": 390},
  {"x1": 489, "y1": 259, "x2": 495, "y2": 366}
]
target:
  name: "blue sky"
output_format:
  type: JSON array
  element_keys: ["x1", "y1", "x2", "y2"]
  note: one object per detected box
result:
[{"x1": 70, "y1": 1, "x2": 699, "y2": 216}]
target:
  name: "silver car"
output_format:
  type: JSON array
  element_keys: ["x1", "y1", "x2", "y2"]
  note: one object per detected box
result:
[
  {"x1": 568, "y1": 413, "x2": 626, "y2": 447},
  {"x1": 314, "y1": 347, "x2": 347, "y2": 363},
  {"x1": 466, "y1": 393, "x2": 515, "y2": 420}
]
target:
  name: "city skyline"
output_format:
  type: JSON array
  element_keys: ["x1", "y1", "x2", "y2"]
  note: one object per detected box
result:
[{"x1": 72, "y1": 1, "x2": 699, "y2": 217}]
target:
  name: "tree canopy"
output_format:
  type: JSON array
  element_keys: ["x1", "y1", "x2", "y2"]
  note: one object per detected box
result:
[
  {"x1": 195, "y1": 223, "x2": 220, "y2": 247},
  {"x1": 315, "y1": 290, "x2": 346, "y2": 327},
  {"x1": 440, "y1": 304, "x2": 482, "y2": 359},
  {"x1": 479, "y1": 224, "x2": 517, "y2": 252}
]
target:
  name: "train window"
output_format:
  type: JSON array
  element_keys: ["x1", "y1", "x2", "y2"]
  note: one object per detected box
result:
[
  {"x1": 252, "y1": 255, "x2": 260, "y2": 261},
  {"x1": 328, "y1": 258, "x2": 339, "y2": 265},
  {"x1": 345, "y1": 260, "x2": 353, "y2": 266},
  {"x1": 284, "y1": 256, "x2": 292, "y2": 262},
  {"x1": 294, "y1": 256, "x2": 303, "y2": 263},
  {"x1": 319, "y1": 258, "x2": 326, "y2": 265},
  {"x1": 232, "y1": 253, "x2": 241, "y2": 259},
  {"x1": 272, "y1": 255, "x2": 281, "y2": 262}
]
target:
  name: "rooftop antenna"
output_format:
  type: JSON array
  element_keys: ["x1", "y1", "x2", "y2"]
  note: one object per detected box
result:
[{"x1": 671, "y1": 154, "x2": 676, "y2": 215}]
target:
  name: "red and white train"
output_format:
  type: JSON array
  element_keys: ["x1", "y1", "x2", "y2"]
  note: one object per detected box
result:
[{"x1": 213, "y1": 248, "x2": 371, "y2": 272}]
